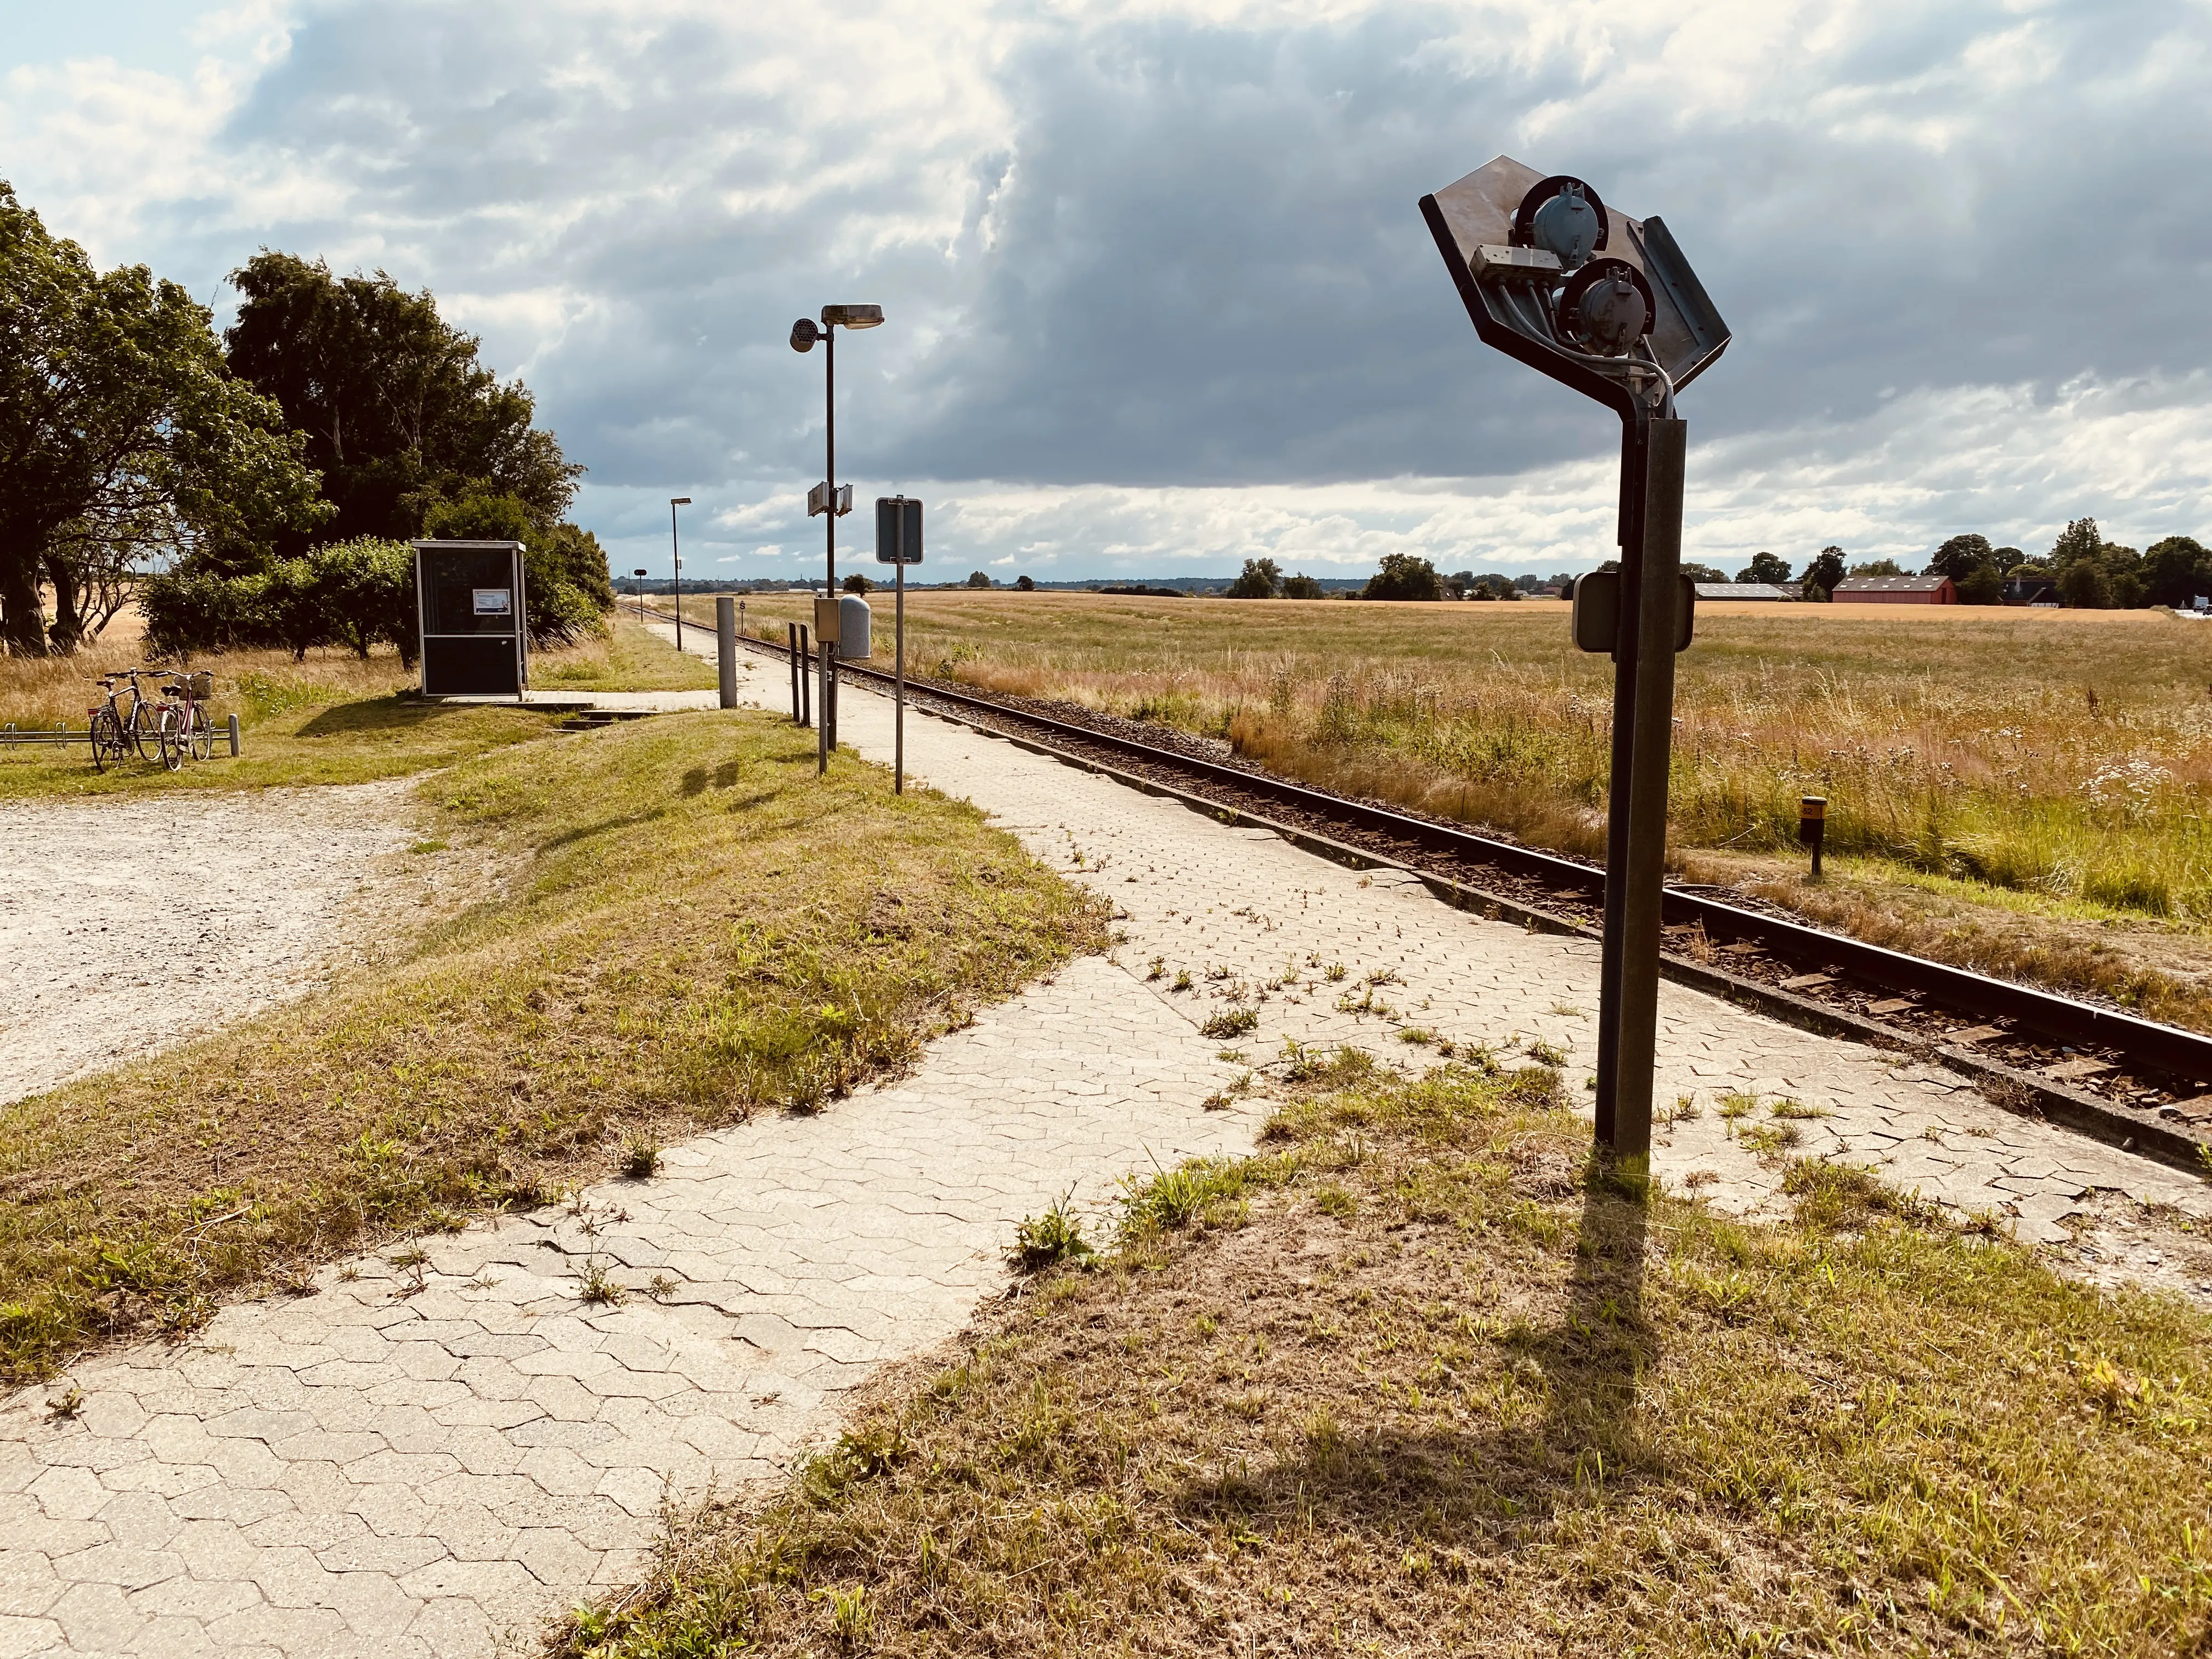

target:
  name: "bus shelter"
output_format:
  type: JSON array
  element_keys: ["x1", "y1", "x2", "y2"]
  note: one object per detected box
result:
[{"x1": 413, "y1": 540, "x2": 529, "y2": 697}]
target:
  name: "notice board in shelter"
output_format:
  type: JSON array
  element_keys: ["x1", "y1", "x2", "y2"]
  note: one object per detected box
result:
[{"x1": 413, "y1": 540, "x2": 529, "y2": 697}]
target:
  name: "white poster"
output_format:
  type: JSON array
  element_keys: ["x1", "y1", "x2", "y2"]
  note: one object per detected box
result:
[{"x1": 472, "y1": 589, "x2": 512, "y2": 616}]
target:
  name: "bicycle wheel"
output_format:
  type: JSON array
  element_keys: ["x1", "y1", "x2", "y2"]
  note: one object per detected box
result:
[
  {"x1": 126, "y1": 702, "x2": 157, "y2": 761},
  {"x1": 185, "y1": 704, "x2": 214, "y2": 761},
  {"x1": 154, "y1": 707, "x2": 183, "y2": 772},
  {"x1": 88, "y1": 707, "x2": 118, "y2": 772}
]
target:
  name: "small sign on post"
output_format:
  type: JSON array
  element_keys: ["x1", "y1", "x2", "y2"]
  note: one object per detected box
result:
[{"x1": 876, "y1": 496, "x2": 924, "y2": 794}]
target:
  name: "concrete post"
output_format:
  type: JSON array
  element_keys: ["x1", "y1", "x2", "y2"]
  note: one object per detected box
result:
[
  {"x1": 227, "y1": 713, "x2": 241, "y2": 757},
  {"x1": 715, "y1": 596, "x2": 737, "y2": 708}
]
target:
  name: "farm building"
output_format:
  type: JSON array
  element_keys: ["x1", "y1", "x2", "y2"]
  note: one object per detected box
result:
[
  {"x1": 1692, "y1": 582, "x2": 1795, "y2": 601},
  {"x1": 1833, "y1": 574, "x2": 1957, "y2": 604}
]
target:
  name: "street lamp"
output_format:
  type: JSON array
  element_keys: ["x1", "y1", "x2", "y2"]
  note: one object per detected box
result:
[
  {"x1": 789, "y1": 302, "x2": 884, "y2": 775},
  {"x1": 1419, "y1": 158, "x2": 1729, "y2": 1178},
  {"x1": 669, "y1": 498, "x2": 691, "y2": 650},
  {"x1": 633, "y1": 568, "x2": 647, "y2": 624}
]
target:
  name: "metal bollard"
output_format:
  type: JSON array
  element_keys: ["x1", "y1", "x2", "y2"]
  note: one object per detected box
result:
[
  {"x1": 788, "y1": 623, "x2": 802, "y2": 722},
  {"x1": 799, "y1": 625, "x2": 812, "y2": 727},
  {"x1": 715, "y1": 596, "x2": 737, "y2": 708},
  {"x1": 227, "y1": 713, "x2": 241, "y2": 757},
  {"x1": 1799, "y1": 795, "x2": 1826, "y2": 879}
]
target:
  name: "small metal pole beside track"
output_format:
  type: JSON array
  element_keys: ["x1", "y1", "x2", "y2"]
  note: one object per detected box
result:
[
  {"x1": 715, "y1": 596, "x2": 737, "y2": 709},
  {"x1": 227, "y1": 714, "x2": 240, "y2": 757}
]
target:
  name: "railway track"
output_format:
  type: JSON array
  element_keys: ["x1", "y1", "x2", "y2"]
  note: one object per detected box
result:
[{"x1": 662, "y1": 608, "x2": 2212, "y2": 1171}]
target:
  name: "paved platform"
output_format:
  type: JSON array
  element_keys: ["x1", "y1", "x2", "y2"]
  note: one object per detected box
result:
[{"x1": 2, "y1": 630, "x2": 2205, "y2": 1657}]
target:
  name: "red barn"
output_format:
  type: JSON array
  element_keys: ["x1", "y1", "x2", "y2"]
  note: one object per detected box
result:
[{"x1": 1832, "y1": 574, "x2": 1957, "y2": 604}]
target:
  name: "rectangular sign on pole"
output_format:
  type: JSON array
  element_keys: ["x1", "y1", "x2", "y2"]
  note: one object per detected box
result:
[{"x1": 874, "y1": 496, "x2": 923, "y2": 565}]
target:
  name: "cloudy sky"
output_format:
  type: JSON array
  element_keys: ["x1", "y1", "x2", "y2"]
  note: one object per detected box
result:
[{"x1": 5, "y1": 0, "x2": 2208, "y2": 581}]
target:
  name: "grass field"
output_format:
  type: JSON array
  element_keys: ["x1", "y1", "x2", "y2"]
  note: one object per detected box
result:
[
  {"x1": 0, "y1": 616, "x2": 703, "y2": 798},
  {"x1": 0, "y1": 710, "x2": 1104, "y2": 1380},
  {"x1": 566, "y1": 1053, "x2": 2211, "y2": 1657},
  {"x1": 701, "y1": 591, "x2": 2212, "y2": 1026}
]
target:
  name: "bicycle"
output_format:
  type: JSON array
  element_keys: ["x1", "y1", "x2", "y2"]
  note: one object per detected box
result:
[
  {"x1": 87, "y1": 667, "x2": 180, "y2": 771},
  {"x1": 159, "y1": 669, "x2": 215, "y2": 763}
]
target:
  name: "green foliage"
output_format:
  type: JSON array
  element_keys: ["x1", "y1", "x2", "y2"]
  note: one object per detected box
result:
[
  {"x1": 1735, "y1": 549, "x2": 1792, "y2": 584},
  {"x1": 1227, "y1": 557, "x2": 1283, "y2": 599},
  {"x1": 966, "y1": 571, "x2": 992, "y2": 589},
  {"x1": 1014, "y1": 573, "x2": 1036, "y2": 591},
  {"x1": 1923, "y1": 533, "x2": 1995, "y2": 582},
  {"x1": 1679, "y1": 563, "x2": 1729, "y2": 583},
  {"x1": 224, "y1": 252, "x2": 579, "y2": 550},
  {"x1": 1012, "y1": 1198, "x2": 1097, "y2": 1272},
  {"x1": 0, "y1": 179, "x2": 328, "y2": 655},
  {"x1": 1847, "y1": 558, "x2": 1906, "y2": 577},
  {"x1": 1280, "y1": 572, "x2": 1324, "y2": 599},
  {"x1": 2142, "y1": 535, "x2": 2212, "y2": 608},
  {"x1": 1362, "y1": 552, "x2": 1443, "y2": 602},
  {"x1": 1801, "y1": 546, "x2": 1846, "y2": 598},
  {"x1": 140, "y1": 538, "x2": 417, "y2": 663}
]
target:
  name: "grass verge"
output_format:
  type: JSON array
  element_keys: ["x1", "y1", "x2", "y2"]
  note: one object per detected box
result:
[
  {"x1": 566, "y1": 1051, "x2": 2212, "y2": 1656},
  {"x1": 0, "y1": 711, "x2": 1107, "y2": 1380},
  {"x1": 0, "y1": 618, "x2": 707, "y2": 798}
]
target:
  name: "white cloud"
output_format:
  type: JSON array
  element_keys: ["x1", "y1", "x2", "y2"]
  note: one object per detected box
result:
[{"x1": 7, "y1": 0, "x2": 2211, "y2": 582}]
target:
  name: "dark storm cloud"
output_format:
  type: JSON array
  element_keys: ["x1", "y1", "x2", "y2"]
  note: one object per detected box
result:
[{"x1": 21, "y1": 0, "x2": 2209, "y2": 569}]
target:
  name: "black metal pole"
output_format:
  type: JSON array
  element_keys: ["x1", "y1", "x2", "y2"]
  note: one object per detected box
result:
[
  {"x1": 1594, "y1": 405, "x2": 1649, "y2": 1147},
  {"x1": 1612, "y1": 419, "x2": 1687, "y2": 1170},
  {"x1": 672, "y1": 503, "x2": 682, "y2": 652},
  {"x1": 822, "y1": 324, "x2": 836, "y2": 770},
  {"x1": 895, "y1": 550, "x2": 906, "y2": 794},
  {"x1": 788, "y1": 623, "x2": 800, "y2": 722}
]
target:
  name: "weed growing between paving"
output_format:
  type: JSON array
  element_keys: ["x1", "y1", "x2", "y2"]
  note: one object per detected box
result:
[
  {"x1": 566, "y1": 1054, "x2": 2212, "y2": 1657},
  {"x1": 0, "y1": 712, "x2": 1106, "y2": 1379}
]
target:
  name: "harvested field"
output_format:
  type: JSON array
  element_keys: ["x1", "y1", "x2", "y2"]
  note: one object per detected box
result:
[{"x1": 702, "y1": 591, "x2": 2212, "y2": 1027}]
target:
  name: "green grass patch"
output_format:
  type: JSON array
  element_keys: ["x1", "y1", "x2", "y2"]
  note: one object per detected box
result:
[
  {"x1": 0, "y1": 617, "x2": 710, "y2": 799},
  {"x1": 564, "y1": 1057, "x2": 2212, "y2": 1657},
  {"x1": 0, "y1": 711, "x2": 1107, "y2": 1379}
]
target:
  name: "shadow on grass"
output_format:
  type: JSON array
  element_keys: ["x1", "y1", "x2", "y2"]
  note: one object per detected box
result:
[
  {"x1": 293, "y1": 697, "x2": 452, "y2": 738},
  {"x1": 1172, "y1": 1181, "x2": 1656, "y2": 1547}
]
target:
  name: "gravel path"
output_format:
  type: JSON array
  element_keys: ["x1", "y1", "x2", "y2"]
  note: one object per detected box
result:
[{"x1": 0, "y1": 782, "x2": 420, "y2": 1107}]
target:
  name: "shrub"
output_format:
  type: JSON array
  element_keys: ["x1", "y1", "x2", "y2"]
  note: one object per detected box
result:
[{"x1": 141, "y1": 538, "x2": 419, "y2": 664}]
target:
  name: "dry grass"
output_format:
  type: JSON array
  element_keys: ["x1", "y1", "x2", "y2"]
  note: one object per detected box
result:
[
  {"x1": 563, "y1": 1053, "x2": 2212, "y2": 1657},
  {"x1": 0, "y1": 711, "x2": 1106, "y2": 1380},
  {"x1": 702, "y1": 591, "x2": 2212, "y2": 1022},
  {"x1": 0, "y1": 618, "x2": 702, "y2": 798}
]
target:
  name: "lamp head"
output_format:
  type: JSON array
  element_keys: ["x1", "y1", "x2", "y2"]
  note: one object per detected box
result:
[
  {"x1": 789, "y1": 317, "x2": 820, "y2": 352},
  {"x1": 820, "y1": 303, "x2": 884, "y2": 330},
  {"x1": 671, "y1": 496, "x2": 692, "y2": 506}
]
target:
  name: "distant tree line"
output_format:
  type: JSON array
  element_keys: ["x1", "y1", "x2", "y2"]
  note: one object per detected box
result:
[{"x1": 1, "y1": 179, "x2": 613, "y2": 657}]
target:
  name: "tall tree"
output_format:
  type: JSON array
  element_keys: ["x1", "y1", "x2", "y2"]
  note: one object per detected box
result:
[
  {"x1": 1925, "y1": 534, "x2": 1995, "y2": 581},
  {"x1": 2143, "y1": 536, "x2": 2212, "y2": 608},
  {"x1": 1736, "y1": 550, "x2": 1793, "y2": 584},
  {"x1": 224, "y1": 253, "x2": 581, "y2": 554},
  {"x1": 1226, "y1": 557, "x2": 1282, "y2": 598},
  {"x1": 1362, "y1": 553, "x2": 1443, "y2": 601},
  {"x1": 0, "y1": 182, "x2": 326, "y2": 653},
  {"x1": 1802, "y1": 547, "x2": 1847, "y2": 595}
]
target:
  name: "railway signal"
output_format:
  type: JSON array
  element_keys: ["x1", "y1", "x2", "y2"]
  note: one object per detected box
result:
[{"x1": 1420, "y1": 157, "x2": 1730, "y2": 1177}]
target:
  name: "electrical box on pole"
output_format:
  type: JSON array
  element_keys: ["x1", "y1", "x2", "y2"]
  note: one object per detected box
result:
[{"x1": 1418, "y1": 157, "x2": 1729, "y2": 1177}]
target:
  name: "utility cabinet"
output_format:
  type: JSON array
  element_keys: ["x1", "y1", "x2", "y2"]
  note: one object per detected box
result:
[{"x1": 413, "y1": 540, "x2": 529, "y2": 697}]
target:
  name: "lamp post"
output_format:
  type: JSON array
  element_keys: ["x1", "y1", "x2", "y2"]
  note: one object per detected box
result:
[
  {"x1": 633, "y1": 568, "x2": 647, "y2": 623},
  {"x1": 789, "y1": 303, "x2": 883, "y2": 775},
  {"x1": 1419, "y1": 159, "x2": 1729, "y2": 1178},
  {"x1": 669, "y1": 498, "x2": 691, "y2": 650}
]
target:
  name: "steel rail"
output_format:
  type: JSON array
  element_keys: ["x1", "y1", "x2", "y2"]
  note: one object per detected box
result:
[{"x1": 664, "y1": 608, "x2": 2212, "y2": 1124}]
